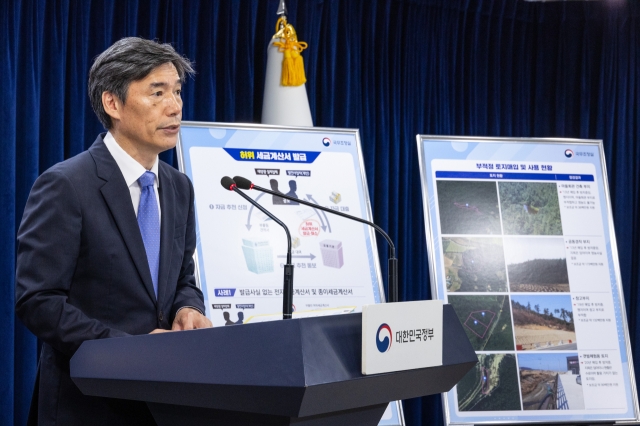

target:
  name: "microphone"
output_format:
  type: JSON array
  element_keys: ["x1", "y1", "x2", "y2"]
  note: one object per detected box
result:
[
  {"x1": 220, "y1": 177, "x2": 295, "y2": 319},
  {"x1": 232, "y1": 175, "x2": 398, "y2": 303}
]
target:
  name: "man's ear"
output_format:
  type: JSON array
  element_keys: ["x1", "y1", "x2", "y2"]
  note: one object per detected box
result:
[{"x1": 102, "y1": 91, "x2": 122, "y2": 124}]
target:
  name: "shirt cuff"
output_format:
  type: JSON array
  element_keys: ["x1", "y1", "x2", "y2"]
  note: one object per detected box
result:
[{"x1": 176, "y1": 306, "x2": 204, "y2": 316}]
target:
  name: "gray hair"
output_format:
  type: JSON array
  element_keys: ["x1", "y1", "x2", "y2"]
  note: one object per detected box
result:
[{"x1": 88, "y1": 37, "x2": 195, "y2": 129}]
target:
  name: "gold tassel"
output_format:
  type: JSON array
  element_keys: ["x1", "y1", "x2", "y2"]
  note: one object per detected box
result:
[
  {"x1": 273, "y1": 16, "x2": 308, "y2": 86},
  {"x1": 291, "y1": 47, "x2": 307, "y2": 85}
]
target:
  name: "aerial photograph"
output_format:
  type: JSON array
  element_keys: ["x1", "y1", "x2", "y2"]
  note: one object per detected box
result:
[
  {"x1": 499, "y1": 182, "x2": 563, "y2": 235},
  {"x1": 504, "y1": 237, "x2": 570, "y2": 292},
  {"x1": 448, "y1": 295, "x2": 514, "y2": 351},
  {"x1": 443, "y1": 237, "x2": 508, "y2": 292},
  {"x1": 511, "y1": 295, "x2": 576, "y2": 351},
  {"x1": 457, "y1": 354, "x2": 521, "y2": 412},
  {"x1": 436, "y1": 180, "x2": 501, "y2": 235},
  {"x1": 518, "y1": 353, "x2": 584, "y2": 410}
]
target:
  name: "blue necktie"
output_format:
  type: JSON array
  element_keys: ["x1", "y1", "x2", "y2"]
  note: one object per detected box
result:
[{"x1": 137, "y1": 171, "x2": 160, "y2": 299}]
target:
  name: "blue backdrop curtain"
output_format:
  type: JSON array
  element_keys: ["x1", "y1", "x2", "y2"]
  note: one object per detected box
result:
[{"x1": 2, "y1": 0, "x2": 640, "y2": 425}]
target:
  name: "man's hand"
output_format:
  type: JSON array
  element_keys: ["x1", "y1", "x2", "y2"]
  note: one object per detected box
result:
[
  {"x1": 172, "y1": 308, "x2": 213, "y2": 331},
  {"x1": 149, "y1": 329, "x2": 172, "y2": 334}
]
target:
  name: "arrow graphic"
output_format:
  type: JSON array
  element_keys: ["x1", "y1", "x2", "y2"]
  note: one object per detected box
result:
[
  {"x1": 245, "y1": 192, "x2": 265, "y2": 230},
  {"x1": 306, "y1": 195, "x2": 332, "y2": 233},
  {"x1": 278, "y1": 253, "x2": 317, "y2": 260}
]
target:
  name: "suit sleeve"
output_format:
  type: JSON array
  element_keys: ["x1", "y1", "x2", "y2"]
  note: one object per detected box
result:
[
  {"x1": 169, "y1": 175, "x2": 206, "y2": 321},
  {"x1": 15, "y1": 170, "x2": 129, "y2": 357}
]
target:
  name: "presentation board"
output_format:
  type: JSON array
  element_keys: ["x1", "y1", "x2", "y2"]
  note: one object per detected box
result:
[
  {"x1": 177, "y1": 122, "x2": 403, "y2": 425},
  {"x1": 417, "y1": 135, "x2": 640, "y2": 425}
]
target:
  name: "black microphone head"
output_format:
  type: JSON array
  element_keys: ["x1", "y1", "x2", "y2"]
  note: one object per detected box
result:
[
  {"x1": 233, "y1": 176, "x2": 253, "y2": 190},
  {"x1": 220, "y1": 176, "x2": 236, "y2": 191}
]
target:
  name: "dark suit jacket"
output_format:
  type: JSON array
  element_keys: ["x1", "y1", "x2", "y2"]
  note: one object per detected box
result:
[{"x1": 15, "y1": 134, "x2": 205, "y2": 426}]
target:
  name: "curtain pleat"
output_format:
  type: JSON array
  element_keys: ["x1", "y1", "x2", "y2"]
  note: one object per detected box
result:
[{"x1": 2, "y1": 1, "x2": 640, "y2": 425}]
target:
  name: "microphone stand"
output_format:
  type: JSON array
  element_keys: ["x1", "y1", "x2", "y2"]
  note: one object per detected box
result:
[
  {"x1": 233, "y1": 176, "x2": 398, "y2": 303},
  {"x1": 221, "y1": 178, "x2": 295, "y2": 319}
]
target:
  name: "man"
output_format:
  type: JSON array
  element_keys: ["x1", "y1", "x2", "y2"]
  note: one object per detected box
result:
[{"x1": 15, "y1": 37, "x2": 212, "y2": 425}]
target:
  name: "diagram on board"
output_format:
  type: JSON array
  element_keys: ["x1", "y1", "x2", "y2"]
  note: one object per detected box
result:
[{"x1": 238, "y1": 177, "x2": 346, "y2": 274}]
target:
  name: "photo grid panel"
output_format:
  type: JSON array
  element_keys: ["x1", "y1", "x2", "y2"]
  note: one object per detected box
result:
[{"x1": 436, "y1": 178, "x2": 582, "y2": 414}]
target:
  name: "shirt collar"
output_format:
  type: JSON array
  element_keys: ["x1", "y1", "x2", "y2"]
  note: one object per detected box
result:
[{"x1": 103, "y1": 132, "x2": 159, "y2": 188}]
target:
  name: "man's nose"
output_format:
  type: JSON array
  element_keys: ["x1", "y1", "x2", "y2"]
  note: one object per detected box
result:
[{"x1": 166, "y1": 94, "x2": 181, "y2": 115}]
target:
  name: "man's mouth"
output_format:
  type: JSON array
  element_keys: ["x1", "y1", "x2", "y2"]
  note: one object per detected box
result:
[{"x1": 160, "y1": 124, "x2": 181, "y2": 134}]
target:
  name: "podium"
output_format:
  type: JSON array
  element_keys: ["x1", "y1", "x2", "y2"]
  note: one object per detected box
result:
[{"x1": 70, "y1": 304, "x2": 476, "y2": 425}]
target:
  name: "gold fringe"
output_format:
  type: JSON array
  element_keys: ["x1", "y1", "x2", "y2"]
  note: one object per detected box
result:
[{"x1": 272, "y1": 16, "x2": 308, "y2": 86}]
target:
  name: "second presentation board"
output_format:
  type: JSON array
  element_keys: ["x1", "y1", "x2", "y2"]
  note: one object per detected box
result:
[{"x1": 417, "y1": 136, "x2": 639, "y2": 425}]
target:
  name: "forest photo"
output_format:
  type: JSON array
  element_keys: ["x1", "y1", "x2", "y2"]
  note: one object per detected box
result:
[
  {"x1": 443, "y1": 237, "x2": 508, "y2": 292},
  {"x1": 436, "y1": 180, "x2": 501, "y2": 235},
  {"x1": 499, "y1": 182, "x2": 563, "y2": 235},
  {"x1": 504, "y1": 237, "x2": 570, "y2": 292}
]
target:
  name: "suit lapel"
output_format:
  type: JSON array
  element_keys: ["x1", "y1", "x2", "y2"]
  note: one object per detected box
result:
[
  {"x1": 157, "y1": 163, "x2": 175, "y2": 305},
  {"x1": 89, "y1": 136, "x2": 157, "y2": 305}
]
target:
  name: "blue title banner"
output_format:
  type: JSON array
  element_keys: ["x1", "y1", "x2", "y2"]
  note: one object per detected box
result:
[
  {"x1": 435, "y1": 171, "x2": 595, "y2": 181},
  {"x1": 223, "y1": 148, "x2": 321, "y2": 164}
]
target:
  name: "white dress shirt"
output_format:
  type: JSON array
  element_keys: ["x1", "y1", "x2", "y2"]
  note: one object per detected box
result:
[
  {"x1": 103, "y1": 132, "x2": 161, "y2": 219},
  {"x1": 103, "y1": 132, "x2": 200, "y2": 316}
]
